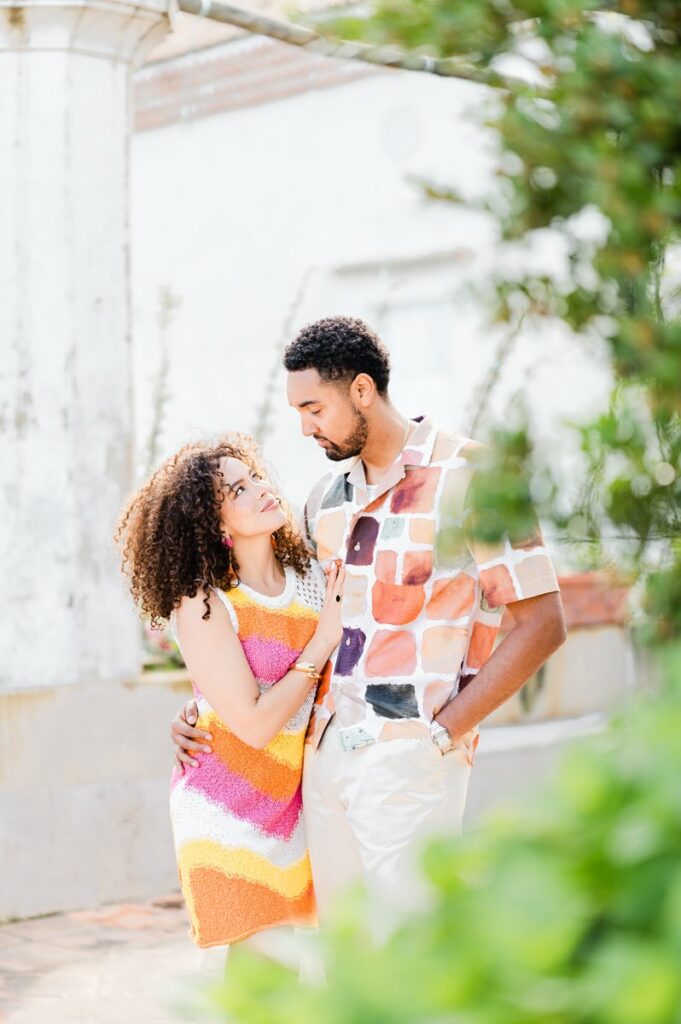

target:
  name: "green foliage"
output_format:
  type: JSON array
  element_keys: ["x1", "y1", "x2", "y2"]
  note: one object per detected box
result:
[
  {"x1": 465, "y1": 424, "x2": 554, "y2": 545},
  {"x1": 550, "y1": 388, "x2": 681, "y2": 632},
  {"x1": 337, "y1": 0, "x2": 681, "y2": 639},
  {"x1": 204, "y1": 645, "x2": 681, "y2": 1023}
]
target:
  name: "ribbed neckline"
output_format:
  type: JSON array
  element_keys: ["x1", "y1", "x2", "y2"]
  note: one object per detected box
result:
[{"x1": 236, "y1": 565, "x2": 296, "y2": 607}]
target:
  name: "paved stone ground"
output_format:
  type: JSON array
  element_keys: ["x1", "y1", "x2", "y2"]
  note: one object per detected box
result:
[{"x1": 0, "y1": 894, "x2": 222, "y2": 1024}]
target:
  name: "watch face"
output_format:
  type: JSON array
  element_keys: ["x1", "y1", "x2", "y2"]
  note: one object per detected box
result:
[{"x1": 431, "y1": 724, "x2": 451, "y2": 753}]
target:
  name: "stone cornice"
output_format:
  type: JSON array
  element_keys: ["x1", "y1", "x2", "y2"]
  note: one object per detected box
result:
[{"x1": 0, "y1": 0, "x2": 173, "y2": 64}]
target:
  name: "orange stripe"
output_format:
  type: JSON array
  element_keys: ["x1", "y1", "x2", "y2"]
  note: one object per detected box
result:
[
  {"x1": 209, "y1": 723, "x2": 304, "y2": 800},
  {"x1": 230, "y1": 603, "x2": 318, "y2": 647},
  {"x1": 313, "y1": 661, "x2": 332, "y2": 704},
  {"x1": 186, "y1": 866, "x2": 317, "y2": 947}
]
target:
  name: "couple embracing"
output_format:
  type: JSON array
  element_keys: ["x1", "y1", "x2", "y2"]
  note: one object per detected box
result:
[{"x1": 117, "y1": 315, "x2": 565, "y2": 971}]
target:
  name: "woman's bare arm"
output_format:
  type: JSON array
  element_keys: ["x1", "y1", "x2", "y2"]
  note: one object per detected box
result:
[{"x1": 175, "y1": 567, "x2": 342, "y2": 749}]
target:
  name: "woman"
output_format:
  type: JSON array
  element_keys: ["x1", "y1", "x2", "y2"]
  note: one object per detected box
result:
[{"x1": 116, "y1": 434, "x2": 343, "y2": 957}]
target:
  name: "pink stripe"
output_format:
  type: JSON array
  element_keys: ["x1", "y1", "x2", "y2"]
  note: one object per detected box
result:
[
  {"x1": 189, "y1": 637, "x2": 303, "y2": 701},
  {"x1": 240, "y1": 636, "x2": 301, "y2": 683},
  {"x1": 180, "y1": 756, "x2": 303, "y2": 841}
]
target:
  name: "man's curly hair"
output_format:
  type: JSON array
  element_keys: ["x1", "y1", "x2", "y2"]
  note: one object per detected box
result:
[
  {"x1": 284, "y1": 315, "x2": 391, "y2": 395},
  {"x1": 115, "y1": 435, "x2": 310, "y2": 626}
]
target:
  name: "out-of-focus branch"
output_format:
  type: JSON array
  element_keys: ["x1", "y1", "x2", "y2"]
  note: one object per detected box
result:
[{"x1": 177, "y1": 0, "x2": 509, "y2": 87}]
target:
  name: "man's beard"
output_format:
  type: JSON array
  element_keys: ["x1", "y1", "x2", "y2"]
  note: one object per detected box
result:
[{"x1": 320, "y1": 409, "x2": 369, "y2": 462}]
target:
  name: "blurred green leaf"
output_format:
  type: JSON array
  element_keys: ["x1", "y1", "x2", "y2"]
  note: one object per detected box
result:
[{"x1": 199, "y1": 650, "x2": 681, "y2": 1024}]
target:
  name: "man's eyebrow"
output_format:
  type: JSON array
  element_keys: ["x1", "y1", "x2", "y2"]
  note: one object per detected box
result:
[{"x1": 297, "y1": 399, "x2": 320, "y2": 409}]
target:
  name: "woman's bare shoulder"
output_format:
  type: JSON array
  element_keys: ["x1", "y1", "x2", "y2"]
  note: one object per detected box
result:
[{"x1": 176, "y1": 588, "x2": 228, "y2": 628}]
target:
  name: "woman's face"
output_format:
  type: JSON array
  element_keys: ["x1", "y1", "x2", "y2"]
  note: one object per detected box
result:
[{"x1": 218, "y1": 456, "x2": 286, "y2": 540}]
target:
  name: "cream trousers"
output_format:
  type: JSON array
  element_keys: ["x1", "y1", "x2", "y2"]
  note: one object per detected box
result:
[{"x1": 302, "y1": 716, "x2": 472, "y2": 943}]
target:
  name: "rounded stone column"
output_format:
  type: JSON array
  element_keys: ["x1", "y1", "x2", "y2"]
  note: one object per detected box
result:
[{"x1": 0, "y1": 0, "x2": 173, "y2": 689}]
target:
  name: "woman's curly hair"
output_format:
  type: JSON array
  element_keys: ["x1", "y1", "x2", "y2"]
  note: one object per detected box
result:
[{"x1": 115, "y1": 434, "x2": 310, "y2": 626}]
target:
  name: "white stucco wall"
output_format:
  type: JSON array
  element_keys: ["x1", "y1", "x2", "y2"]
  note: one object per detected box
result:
[
  {"x1": 0, "y1": 35, "x2": 625, "y2": 924},
  {"x1": 130, "y1": 59, "x2": 612, "y2": 530}
]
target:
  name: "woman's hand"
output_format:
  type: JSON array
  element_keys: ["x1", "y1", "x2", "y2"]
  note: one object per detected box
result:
[{"x1": 315, "y1": 560, "x2": 345, "y2": 650}]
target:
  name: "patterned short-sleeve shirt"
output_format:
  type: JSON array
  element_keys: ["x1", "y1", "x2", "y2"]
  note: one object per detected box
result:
[{"x1": 304, "y1": 416, "x2": 560, "y2": 758}]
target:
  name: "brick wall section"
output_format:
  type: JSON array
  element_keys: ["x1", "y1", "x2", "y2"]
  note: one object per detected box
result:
[
  {"x1": 500, "y1": 572, "x2": 630, "y2": 633},
  {"x1": 558, "y1": 573, "x2": 630, "y2": 629},
  {"x1": 134, "y1": 36, "x2": 377, "y2": 132}
]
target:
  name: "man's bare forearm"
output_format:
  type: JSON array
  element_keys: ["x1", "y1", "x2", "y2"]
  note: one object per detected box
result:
[{"x1": 436, "y1": 592, "x2": 566, "y2": 742}]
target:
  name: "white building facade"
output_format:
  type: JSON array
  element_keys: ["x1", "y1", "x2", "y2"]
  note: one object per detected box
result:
[
  {"x1": 131, "y1": 30, "x2": 613, "y2": 509},
  {"x1": 0, "y1": 12, "x2": 630, "y2": 921}
]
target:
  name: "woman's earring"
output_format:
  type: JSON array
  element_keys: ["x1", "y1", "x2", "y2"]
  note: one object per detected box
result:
[{"x1": 222, "y1": 536, "x2": 234, "y2": 549}]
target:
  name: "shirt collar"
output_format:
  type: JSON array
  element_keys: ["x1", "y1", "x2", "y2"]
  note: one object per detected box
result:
[
  {"x1": 346, "y1": 416, "x2": 438, "y2": 503},
  {"x1": 401, "y1": 415, "x2": 438, "y2": 468}
]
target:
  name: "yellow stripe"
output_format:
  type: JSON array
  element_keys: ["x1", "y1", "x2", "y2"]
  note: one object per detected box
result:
[
  {"x1": 227, "y1": 588, "x2": 316, "y2": 621},
  {"x1": 264, "y1": 728, "x2": 305, "y2": 766},
  {"x1": 178, "y1": 839, "x2": 312, "y2": 899}
]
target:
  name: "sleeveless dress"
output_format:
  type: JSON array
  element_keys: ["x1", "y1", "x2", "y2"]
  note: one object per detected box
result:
[{"x1": 169, "y1": 563, "x2": 326, "y2": 948}]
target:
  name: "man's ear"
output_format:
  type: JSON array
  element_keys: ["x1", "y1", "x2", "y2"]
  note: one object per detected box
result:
[{"x1": 351, "y1": 373, "x2": 376, "y2": 408}]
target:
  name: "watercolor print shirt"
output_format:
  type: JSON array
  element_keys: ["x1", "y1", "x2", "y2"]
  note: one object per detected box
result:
[{"x1": 303, "y1": 416, "x2": 559, "y2": 758}]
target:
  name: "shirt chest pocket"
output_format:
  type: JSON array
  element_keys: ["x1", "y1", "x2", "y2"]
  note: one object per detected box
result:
[
  {"x1": 345, "y1": 515, "x2": 434, "y2": 579},
  {"x1": 377, "y1": 547, "x2": 434, "y2": 586},
  {"x1": 372, "y1": 539, "x2": 434, "y2": 627}
]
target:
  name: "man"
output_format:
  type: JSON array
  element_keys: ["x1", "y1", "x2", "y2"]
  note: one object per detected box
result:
[{"x1": 172, "y1": 315, "x2": 566, "y2": 937}]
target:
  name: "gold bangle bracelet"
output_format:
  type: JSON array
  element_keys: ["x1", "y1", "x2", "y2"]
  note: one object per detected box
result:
[{"x1": 293, "y1": 661, "x2": 322, "y2": 682}]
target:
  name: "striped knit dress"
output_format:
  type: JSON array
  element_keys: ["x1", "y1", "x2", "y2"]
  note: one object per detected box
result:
[{"x1": 170, "y1": 563, "x2": 326, "y2": 948}]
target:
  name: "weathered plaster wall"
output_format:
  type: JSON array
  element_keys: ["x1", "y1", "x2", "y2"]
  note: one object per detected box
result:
[
  {"x1": 0, "y1": 674, "x2": 191, "y2": 922},
  {"x1": 0, "y1": 0, "x2": 170, "y2": 692}
]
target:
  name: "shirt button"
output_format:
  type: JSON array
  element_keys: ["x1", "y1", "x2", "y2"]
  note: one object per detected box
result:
[{"x1": 354, "y1": 543, "x2": 361, "y2": 551}]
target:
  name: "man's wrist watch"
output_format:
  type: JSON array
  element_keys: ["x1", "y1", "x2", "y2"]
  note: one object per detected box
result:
[{"x1": 429, "y1": 719, "x2": 454, "y2": 754}]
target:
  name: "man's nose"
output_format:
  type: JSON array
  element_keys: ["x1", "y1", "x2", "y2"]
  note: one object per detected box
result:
[{"x1": 301, "y1": 418, "x2": 315, "y2": 438}]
